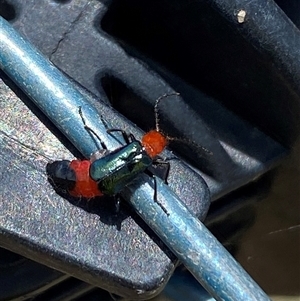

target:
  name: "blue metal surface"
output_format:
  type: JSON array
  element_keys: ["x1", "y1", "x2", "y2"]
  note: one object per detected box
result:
[
  {"x1": 123, "y1": 176, "x2": 271, "y2": 301},
  {"x1": 0, "y1": 17, "x2": 119, "y2": 158},
  {"x1": 0, "y1": 16, "x2": 270, "y2": 301}
]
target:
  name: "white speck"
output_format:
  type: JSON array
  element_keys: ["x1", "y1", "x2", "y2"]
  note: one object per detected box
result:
[{"x1": 237, "y1": 10, "x2": 246, "y2": 23}]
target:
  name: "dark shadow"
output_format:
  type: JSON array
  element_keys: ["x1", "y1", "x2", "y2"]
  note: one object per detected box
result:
[
  {"x1": 0, "y1": 0, "x2": 16, "y2": 21},
  {"x1": 47, "y1": 173, "x2": 176, "y2": 261},
  {"x1": 51, "y1": 0, "x2": 72, "y2": 3},
  {"x1": 99, "y1": 0, "x2": 299, "y2": 149}
]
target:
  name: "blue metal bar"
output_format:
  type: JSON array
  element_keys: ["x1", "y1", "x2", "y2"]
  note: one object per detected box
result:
[
  {"x1": 0, "y1": 18, "x2": 119, "y2": 158},
  {"x1": 0, "y1": 16, "x2": 270, "y2": 301},
  {"x1": 124, "y1": 176, "x2": 271, "y2": 301}
]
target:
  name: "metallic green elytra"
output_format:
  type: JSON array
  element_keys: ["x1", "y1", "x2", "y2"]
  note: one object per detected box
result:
[{"x1": 90, "y1": 141, "x2": 153, "y2": 196}]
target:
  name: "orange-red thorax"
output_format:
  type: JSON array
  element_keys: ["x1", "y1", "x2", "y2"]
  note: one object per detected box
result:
[
  {"x1": 141, "y1": 130, "x2": 168, "y2": 158},
  {"x1": 69, "y1": 160, "x2": 103, "y2": 198}
]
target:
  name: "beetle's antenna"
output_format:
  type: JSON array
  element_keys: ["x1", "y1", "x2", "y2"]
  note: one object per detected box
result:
[
  {"x1": 153, "y1": 93, "x2": 212, "y2": 156},
  {"x1": 154, "y1": 92, "x2": 180, "y2": 132},
  {"x1": 167, "y1": 136, "x2": 212, "y2": 155},
  {"x1": 78, "y1": 106, "x2": 107, "y2": 150}
]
